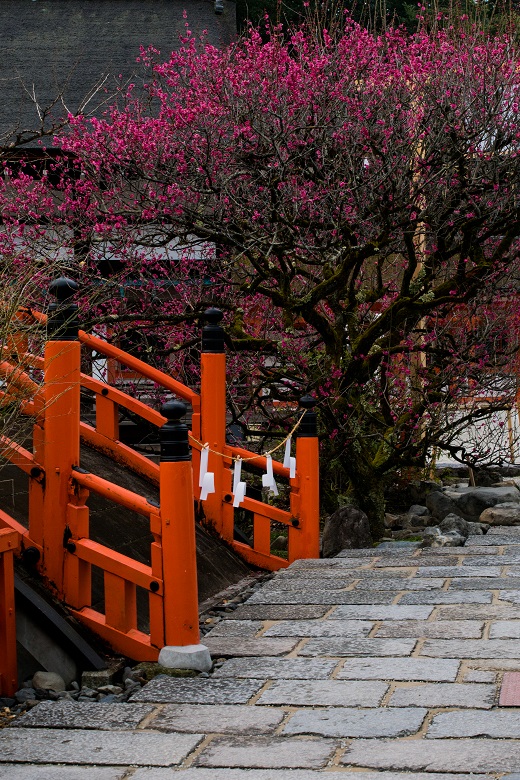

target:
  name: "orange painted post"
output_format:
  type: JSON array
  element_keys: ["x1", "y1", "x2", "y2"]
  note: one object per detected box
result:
[
  {"x1": 95, "y1": 393, "x2": 119, "y2": 441},
  {"x1": 200, "y1": 308, "x2": 232, "y2": 540},
  {"x1": 289, "y1": 396, "x2": 320, "y2": 562},
  {"x1": 41, "y1": 278, "x2": 81, "y2": 596},
  {"x1": 0, "y1": 528, "x2": 19, "y2": 696},
  {"x1": 157, "y1": 400, "x2": 211, "y2": 671}
]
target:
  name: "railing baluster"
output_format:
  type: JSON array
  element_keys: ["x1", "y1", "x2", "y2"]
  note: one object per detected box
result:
[
  {"x1": 0, "y1": 528, "x2": 18, "y2": 696},
  {"x1": 95, "y1": 393, "x2": 119, "y2": 441}
]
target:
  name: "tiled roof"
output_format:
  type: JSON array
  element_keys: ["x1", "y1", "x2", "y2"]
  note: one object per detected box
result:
[{"x1": 0, "y1": 0, "x2": 236, "y2": 146}]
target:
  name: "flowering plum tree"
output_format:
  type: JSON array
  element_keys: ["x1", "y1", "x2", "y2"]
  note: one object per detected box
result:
[{"x1": 4, "y1": 21, "x2": 520, "y2": 535}]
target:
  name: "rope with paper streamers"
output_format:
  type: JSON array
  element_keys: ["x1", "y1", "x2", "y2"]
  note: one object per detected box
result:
[{"x1": 192, "y1": 411, "x2": 306, "y2": 507}]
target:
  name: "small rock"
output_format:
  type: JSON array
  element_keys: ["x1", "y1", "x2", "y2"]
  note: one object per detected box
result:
[
  {"x1": 408, "y1": 479, "x2": 442, "y2": 505},
  {"x1": 322, "y1": 506, "x2": 373, "y2": 557},
  {"x1": 15, "y1": 688, "x2": 36, "y2": 703},
  {"x1": 426, "y1": 491, "x2": 462, "y2": 522},
  {"x1": 69, "y1": 681, "x2": 80, "y2": 691},
  {"x1": 439, "y1": 513, "x2": 470, "y2": 539},
  {"x1": 480, "y1": 502, "x2": 520, "y2": 526},
  {"x1": 456, "y1": 486, "x2": 520, "y2": 518},
  {"x1": 421, "y1": 527, "x2": 466, "y2": 548},
  {"x1": 79, "y1": 687, "x2": 98, "y2": 698},
  {"x1": 384, "y1": 513, "x2": 401, "y2": 529},
  {"x1": 466, "y1": 521, "x2": 489, "y2": 535},
  {"x1": 32, "y1": 671, "x2": 66, "y2": 692},
  {"x1": 272, "y1": 535, "x2": 288, "y2": 550},
  {"x1": 408, "y1": 504, "x2": 429, "y2": 516},
  {"x1": 97, "y1": 685, "x2": 122, "y2": 695},
  {"x1": 473, "y1": 468, "x2": 502, "y2": 487}
]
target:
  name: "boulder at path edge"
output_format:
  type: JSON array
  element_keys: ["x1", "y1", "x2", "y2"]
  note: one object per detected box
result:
[
  {"x1": 480, "y1": 502, "x2": 520, "y2": 526},
  {"x1": 322, "y1": 506, "x2": 373, "y2": 557}
]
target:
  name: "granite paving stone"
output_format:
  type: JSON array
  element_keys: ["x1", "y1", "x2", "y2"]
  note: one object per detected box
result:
[
  {"x1": 0, "y1": 769, "x2": 126, "y2": 780},
  {"x1": 421, "y1": 639, "x2": 520, "y2": 658},
  {"x1": 355, "y1": 578, "x2": 445, "y2": 591},
  {"x1": 225, "y1": 605, "x2": 329, "y2": 620},
  {"x1": 375, "y1": 620, "x2": 484, "y2": 638},
  {"x1": 13, "y1": 701, "x2": 155, "y2": 730},
  {"x1": 245, "y1": 590, "x2": 400, "y2": 604},
  {"x1": 148, "y1": 704, "x2": 285, "y2": 734},
  {"x1": 255, "y1": 679, "x2": 388, "y2": 707},
  {"x1": 461, "y1": 555, "x2": 520, "y2": 565},
  {"x1": 463, "y1": 669, "x2": 497, "y2": 682},
  {"x1": 213, "y1": 657, "x2": 337, "y2": 679},
  {"x1": 130, "y1": 677, "x2": 263, "y2": 704},
  {"x1": 298, "y1": 638, "x2": 416, "y2": 657},
  {"x1": 388, "y1": 682, "x2": 496, "y2": 708},
  {"x1": 128, "y1": 772, "x2": 499, "y2": 780},
  {"x1": 373, "y1": 557, "x2": 458, "y2": 567},
  {"x1": 338, "y1": 658, "x2": 460, "y2": 681},
  {"x1": 342, "y1": 738, "x2": 520, "y2": 772},
  {"x1": 427, "y1": 709, "x2": 520, "y2": 738},
  {"x1": 283, "y1": 706, "x2": 427, "y2": 737},
  {"x1": 499, "y1": 591, "x2": 520, "y2": 603},
  {"x1": 0, "y1": 729, "x2": 203, "y2": 766},
  {"x1": 399, "y1": 590, "x2": 492, "y2": 604},
  {"x1": 203, "y1": 638, "x2": 299, "y2": 657},
  {"x1": 344, "y1": 569, "x2": 414, "y2": 578},
  {"x1": 466, "y1": 535, "x2": 520, "y2": 545},
  {"x1": 437, "y1": 604, "x2": 520, "y2": 619},
  {"x1": 194, "y1": 736, "x2": 337, "y2": 769},
  {"x1": 489, "y1": 620, "x2": 520, "y2": 638},
  {"x1": 450, "y1": 578, "x2": 520, "y2": 589},
  {"x1": 417, "y1": 566, "x2": 502, "y2": 577},
  {"x1": 330, "y1": 605, "x2": 434, "y2": 620},
  {"x1": 263, "y1": 619, "x2": 374, "y2": 637},
  {"x1": 205, "y1": 621, "x2": 264, "y2": 637},
  {"x1": 260, "y1": 577, "x2": 355, "y2": 589}
]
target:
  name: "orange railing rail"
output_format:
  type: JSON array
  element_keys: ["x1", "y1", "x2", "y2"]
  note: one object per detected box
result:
[{"x1": 0, "y1": 277, "x2": 320, "y2": 661}]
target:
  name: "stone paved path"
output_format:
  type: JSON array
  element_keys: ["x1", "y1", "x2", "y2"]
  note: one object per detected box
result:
[{"x1": 6, "y1": 527, "x2": 520, "y2": 777}]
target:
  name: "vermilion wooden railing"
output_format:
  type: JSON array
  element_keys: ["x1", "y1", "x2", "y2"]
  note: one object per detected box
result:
[
  {"x1": 0, "y1": 525, "x2": 19, "y2": 696},
  {"x1": 0, "y1": 277, "x2": 320, "y2": 662}
]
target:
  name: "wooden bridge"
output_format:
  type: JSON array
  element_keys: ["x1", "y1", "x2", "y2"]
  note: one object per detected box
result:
[{"x1": 0, "y1": 278, "x2": 320, "y2": 696}]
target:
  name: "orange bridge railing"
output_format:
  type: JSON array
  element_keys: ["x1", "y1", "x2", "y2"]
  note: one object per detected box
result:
[{"x1": 0, "y1": 277, "x2": 320, "y2": 668}]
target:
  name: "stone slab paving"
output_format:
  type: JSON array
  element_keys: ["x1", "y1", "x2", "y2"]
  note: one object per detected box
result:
[
  {"x1": 131, "y1": 773, "x2": 496, "y2": 780},
  {"x1": 256, "y1": 679, "x2": 388, "y2": 706},
  {"x1": 0, "y1": 729, "x2": 203, "y2": 765},
  {"x1": 282, "y1": 706, "x2": 427, "y2": 737},
  {"x1": 10, "y1": 524, "x2": 520, "y2": 777},
  {"x1": 203, "y1": 637, "x2": 299, "y2": 656},
  {"x1": 263, "y1": 619, "x2": 374, "y2": 636},
  {"x1": 342, "y1": 738, "x2": 520, "y2": 772},
  {"x1": 148, "y1": 704, "x2": 285, "y2": 734},
  {"x1": 388, "y1": 682, "x2": 496, "y2": 708},
  {"x1": 14, "y1": 701, "x2": 155, "y2": 729},
  {"x1": 375, "y1": 619, "x2": 484, "y2": 638}
]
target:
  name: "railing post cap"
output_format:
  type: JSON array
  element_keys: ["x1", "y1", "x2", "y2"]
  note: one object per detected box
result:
[
  {"x1": 49, "y1": 277, "x2": 79, "y2": 302},
  {"x1": 160, "y1": 400, "x2": 190, "y2": 462},
  {"x1": 161, "y1": 399, "x2": 187, "y2": 422},
  {"x1": 204, "y1": 307, "x2": 224, "y2": 325},
  {"x1": 299, "y1": 394, "x2": 316, "y2": 410},
  {"x1": 202, "y1": 307, "x2": 225, "y2": 353}
]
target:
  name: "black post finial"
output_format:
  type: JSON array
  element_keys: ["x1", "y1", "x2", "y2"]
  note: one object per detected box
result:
[
  {"x1": 48, "y1": 277, "x2": 79, "y2": 341},
  {"x1": 201, "y1": 307, "x2": 224, "y2": 353},
  {"x1": 160, "y1": 400, "x2": 191, "y2": 462},
  {"x1": 298, "y1": 394, "x2": 318, "y2": 438}
]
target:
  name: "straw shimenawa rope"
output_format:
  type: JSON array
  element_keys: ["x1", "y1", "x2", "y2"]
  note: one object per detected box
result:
[{"x1": 188, "y1": 411, "x2": 306, "y2": 463}]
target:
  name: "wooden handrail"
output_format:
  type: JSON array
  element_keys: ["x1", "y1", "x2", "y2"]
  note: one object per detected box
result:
[
  {"x1": 72, "y1": 468, "x2": 158, "y2": 517},
  {"x1": 79, "y1": 331, "x2": 200, "y2": 410}
]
